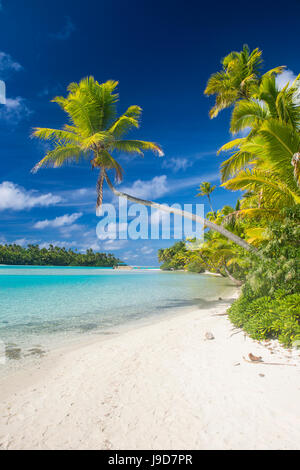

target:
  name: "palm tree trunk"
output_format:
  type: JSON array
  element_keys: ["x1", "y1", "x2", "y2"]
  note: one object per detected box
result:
[
  {"x1": 96, "y1": 168, "x2": 105, "y2": 213},
  {"x1": 224, "y1": 265, "x2": 243, "y2": 286},
  {"x1": 207, "y1": 194, "x2": 214, "y2": 214},
  {"x1": 104, "y1": 173, "x2": 257, "y2": 254}
]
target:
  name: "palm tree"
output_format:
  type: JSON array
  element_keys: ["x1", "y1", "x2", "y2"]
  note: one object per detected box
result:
[
  {"x1": 204, "y1": 45, "x2": 262, "y2": 118},
  {"x1": 218, "y1": 75, "x2": 300, "y2": 214},
  {"x1": 32, "y1": 78, "x2": 163, "y2": 213},
  {"x1": 32, "y1": 77, "x2": 255, "y2": 253},
  {"x1": 204, "y1": 44, "x2": 284, "y2": 119},
  {"x1": 196, "y1": 181, "x2": 216, "y2": 213}
]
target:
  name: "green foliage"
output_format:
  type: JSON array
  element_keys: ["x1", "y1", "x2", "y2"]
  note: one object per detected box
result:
[
  {"x1": 0, "y1": 244, "x2": 121, "y2": 267},
  {"x1": 204, "y1": 45, "x2": 264, "y2": 118},
  {"x1": 158, "y1": 241, "x2": 187, "y2": 270},
  {"x1": 228, "y1": 291, "x2": 300, "y2": 347},
  {"x1": 32, "y1": 77, "x2": 163, "y2": 210},
  {"x1": 185, "y1": 260, "x2": 205, "y2": 273},
  {"x1": 244, "y1": 208, "x2": 300, "y2": 297},
  {"x1": 228, "y1": 208, "x2": 300, "y2": 346}
]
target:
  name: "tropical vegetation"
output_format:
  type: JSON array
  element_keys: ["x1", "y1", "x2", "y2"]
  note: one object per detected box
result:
[
  {"x1": 32, "y1": 77, "x2": 254, "y2": 252},
  {"x1": 32, "y1": 46, "x2": 299, "y2": 345},
  {"x1": 160, "y1": 45, "x2": 300, "y2": 346},
  {"x1": 0, "y1": 244, "x2": 121, "y2": 267}
]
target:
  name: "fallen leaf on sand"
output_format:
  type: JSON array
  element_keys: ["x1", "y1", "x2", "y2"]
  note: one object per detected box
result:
[{"x1": 249, "y1": 353, "x2": 263, "y2": 362}]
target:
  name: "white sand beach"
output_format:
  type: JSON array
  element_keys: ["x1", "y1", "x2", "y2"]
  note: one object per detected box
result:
[{"x1": 0, "y1": 289, "x2": 299, "y2": 450}]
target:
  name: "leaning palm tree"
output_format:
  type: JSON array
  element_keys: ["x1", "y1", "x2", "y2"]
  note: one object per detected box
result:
[
  {"x1": 32, "y1": 77, "x2": 255, "y2": 253},
  {"x1": 32, "y1": 78, "x2": 163, "y2": 212},
  {"x1": 196, "y1": 181, "x2": 216, "y2": 213}
]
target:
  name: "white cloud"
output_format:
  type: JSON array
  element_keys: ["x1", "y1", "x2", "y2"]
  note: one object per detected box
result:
[
  {"x1": 0, "y1": 96, "x2": 32, "y2": 124},
  {"x1": 140, "y1": 246, "x2": 154, "y2": 255},
  {"x1": 0, "y1": 51, "x2": 22, "y2": 76},
  {"x1": 167, "y1": 172, "x2": 220, "y2": 194},
  {"x1": 34, "y1": 212, "x2": 83, "y2": 229},
  {"x1": 276, "y1": 69, "x2": 297, "y2": 90},
  {"x1": 121, "y1": 175, "x2": 168, "y2": 200},
  {"x1": 0, "y1": 181, "x2": 62, "y2": 211},
  {"x1": 119, "y1": 172, "x2": 219, "y2": 202},
  {"x1": 50, "y1": 17, "x2": 75, "y2": 40},
  {"x1": 102, "y1": 239, "x2": 127, "y2": 251},
  {"x1": 0, "y1": 52, "x2": 28, "y2": 124},
  {"x1": 162, "y1": 157, "x2": 192, "y2": 173}
]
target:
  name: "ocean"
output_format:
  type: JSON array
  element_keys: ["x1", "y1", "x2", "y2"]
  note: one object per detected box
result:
[{"x1": 0, "y1": 266, "x2": 233, "y2": 369}]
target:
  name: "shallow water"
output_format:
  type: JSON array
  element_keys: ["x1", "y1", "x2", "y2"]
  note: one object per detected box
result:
[{"x1": 0, "y1": 266, "x2": 233, "y2": 370}]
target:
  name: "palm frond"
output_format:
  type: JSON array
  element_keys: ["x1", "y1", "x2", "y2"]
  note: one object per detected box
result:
[
  {"x1": 230, "y1": 100, "x2": 268, "y2": 134},
  {"x1": 220, "y1": 151, "x2": 255, "y2": 181},
  {"x1": 31, "y1": 127, "x2": 78, "y2": 144},
  {"x1": 217, "y1": 137, "x2": 247, "y2": 154},
  {"x1": 31, "y1": 145, "x2": 84, "y2": 173},
  {"x1": 223, "y1": 169, "x2": 300, "y2": 207},
  {"x1": 114, "y1": 140, "x2": 164, "y2": 157}
]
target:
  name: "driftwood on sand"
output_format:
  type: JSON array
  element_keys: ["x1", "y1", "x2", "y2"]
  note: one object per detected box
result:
[{"x1": 243, "y1": 356, "x2": 296, "y2": 367}]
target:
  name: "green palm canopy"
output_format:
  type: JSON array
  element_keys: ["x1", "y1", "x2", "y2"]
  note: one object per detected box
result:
[
  {"x1": 32, "y1": 77, "x2": 164, "y2": 212},
  {"x1": 204, "y1": 44, "x2": 284, "y2": 119}
]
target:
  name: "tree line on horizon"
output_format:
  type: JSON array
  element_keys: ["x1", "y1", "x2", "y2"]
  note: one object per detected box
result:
[{"x1": 0, "y1": 244, "x2": 122, "y2": 267}]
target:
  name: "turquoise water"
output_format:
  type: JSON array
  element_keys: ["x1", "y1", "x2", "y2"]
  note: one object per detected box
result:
[{"x1": 0, "y1": 266, "x2": 232, "y2": 364}]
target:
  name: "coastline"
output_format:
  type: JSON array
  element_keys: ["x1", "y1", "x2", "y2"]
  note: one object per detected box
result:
[{"x1": 0, "y1": 288, "x2": 300, "y2": 450}]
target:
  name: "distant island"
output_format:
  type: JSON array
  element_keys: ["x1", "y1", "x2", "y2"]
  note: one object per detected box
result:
[{"x1": 0, "y1": 244, "x2": 122, "y2": 267}]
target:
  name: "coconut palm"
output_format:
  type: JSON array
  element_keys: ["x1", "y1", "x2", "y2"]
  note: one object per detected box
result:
[
  {"x1": 32, "y1": 77, "x2": 163, "y2": 212},
  {"x1": 218, "y1": 74, "x2": 300, "y2": 183},
  {"x1": 196, "y1": 181, "x2": 216, "y2": 213},
  {"x1": 205, "y1": 45, "x2": 262, "y2": 119},
  {"x1": 204, "y1": 45, "x2": 284, "y2": 119},
  {"x1": 32, "y1": 77, "x2": 255, "y2": 253},
  {"x1": 215, "y1": 71, "x2": 300, "y2": 222}
]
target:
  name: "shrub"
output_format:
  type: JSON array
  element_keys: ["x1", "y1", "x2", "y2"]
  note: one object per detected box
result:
[
  {"x1": 228, "y1": 291, "x2": 300, "y2": 347},
  {"x1": 186, "y1": 260, "x2": 205, "y2": 273}
]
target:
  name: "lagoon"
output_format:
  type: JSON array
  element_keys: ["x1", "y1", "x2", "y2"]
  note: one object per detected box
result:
[{"x1": 0, "y1": 266, "x2": 232, "y2": 365}]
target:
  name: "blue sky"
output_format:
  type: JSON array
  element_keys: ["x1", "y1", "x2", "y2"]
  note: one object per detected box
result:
[{"x1": 0, "y1": 0, "x2": 299, "y2": 265}]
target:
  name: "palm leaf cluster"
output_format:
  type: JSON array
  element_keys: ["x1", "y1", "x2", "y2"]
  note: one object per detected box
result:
[
  {"x1": 32, "y1": 77, "x2": 163, "y2": 210},
  {"x1": 206, "y1": 46, "x2": 300, "y2": 233}
]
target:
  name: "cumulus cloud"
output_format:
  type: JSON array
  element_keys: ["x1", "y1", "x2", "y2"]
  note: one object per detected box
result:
[
  {"x1": 0, "y1": 181, "x2": 62, "y2": 211},
  {"x1": 34, "y1": 212, "x2": 83, "y2": 229},
  {"x1": 0, "y1": 96, "x2": 32, "y2": 124},
  {"x1": 119, "y1": 172, "x2": 219, "y2": 202},
  {"x1": 50, "y1": 17, "x2": 76, "y2": 40},
  {"x1": 102, "y1": 239, "x2": 127, "y2": 251},
  {"x1": 121, "y1": 175, "x2": 168, "y2": 200},
  {"x1": 276, "y1": 69, "x2": 297, "y2": 90},
  {"x1": 140, "y1": 246, "x2": 154, "y2": 255},
  {"x1": 0, "y1": 51, "x2": 22, "y2": 77},
  {"x1": 161, "y1": 157, "x2": 192, "y2": 173},
  {"x1": 0, "y1": 52, "x2": 30, "y2": 124}
]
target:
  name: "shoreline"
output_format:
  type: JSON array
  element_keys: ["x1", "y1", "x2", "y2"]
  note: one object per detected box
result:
[{"x1": 1, "y1": 288, "x2": 300, "y2": 450}]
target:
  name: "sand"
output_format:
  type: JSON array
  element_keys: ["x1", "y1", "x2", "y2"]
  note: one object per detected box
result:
[{"x1": 0, "y1": 289, "x2": 300, "y2": 450}]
